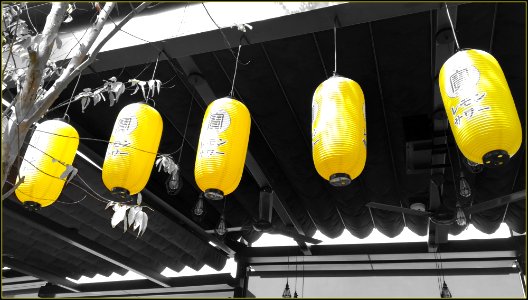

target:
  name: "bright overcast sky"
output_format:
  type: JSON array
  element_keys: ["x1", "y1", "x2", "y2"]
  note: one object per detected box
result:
[{"x1": 67, "y1": 223, "x2": 513, "y2": 284}]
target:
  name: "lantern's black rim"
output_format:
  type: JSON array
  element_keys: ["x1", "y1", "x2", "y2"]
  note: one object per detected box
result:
[
  {"x1": 329, "y1": 173, "x2": 351, "y2": 187},
  {"x1": 111, "y1": 187, "x2": 131, "y2": 202},
  {"x1": 482, "y1": 150, "x2": 509, "y2": 168},
  {"x1": 204, "y1": 188, "x2": 224, "y2": 201},
  {"x1": 23, "y1": 201, "x2": 42, "y2": 211}
]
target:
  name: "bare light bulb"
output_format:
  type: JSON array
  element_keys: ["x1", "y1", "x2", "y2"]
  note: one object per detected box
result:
[
  {"x1": 459, "y1": 172, "x2": 471, "y2": 198},
  {"x1": 215, "y1": 215, "x2": 227, "y2": 236},
  {"x1": 282, "y1": 282, "x2": 291, "y2": 298},
  {"x1": 193, "y1": 194, "x2": 205, "y2": 216},
  {"x1": 455, "y1": 201, "x2": 467, "y2": 226},
  {"x1": 440, "y1": 281, "x2": 452, "y2": 298},
  {"x1": 166, "y1": 168, "x2": 182, "y2": 195}
]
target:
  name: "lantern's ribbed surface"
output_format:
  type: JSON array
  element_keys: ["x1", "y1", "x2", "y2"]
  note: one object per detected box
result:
[
  {"x1": 195, "y1": 98, "x2": 251, "y2": 197},
  {"x1": 15, "y1": 120, "x2": 79, "y2": 207},
  {"x1": 439, "y1": 49, "x2": 522, "y2": 164},
  {"x1": 312, "y1": 76, "x2": 367, "y2": 182},
  {"x1": 102, "y1": 103, "x2": 163, "y2": 196}
]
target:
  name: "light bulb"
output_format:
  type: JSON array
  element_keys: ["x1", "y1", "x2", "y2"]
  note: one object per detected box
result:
[
  {"x1": 193, "y1": 194, "x2": 205, "y2": 216},
  {"x1": 282, "y1": 282, "x2": 291, "y2": 298},
  {"x1": 456, "y1": 202, "x2": 466, "y2": 226},
  {"x1": 215, "y1": 215, "x2": 227, "y2": 236},
  {"x1": 165, "y1": 169, "x2": 182, "y2": 195},
  {"x1": 459, "y1": 172, "x2": 471, "y2": 198},
  {"x1": 440, "y1": 281, "x2": 452, "y2": 298}
]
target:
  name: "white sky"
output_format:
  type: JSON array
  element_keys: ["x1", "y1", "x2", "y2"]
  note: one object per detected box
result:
[{"x1": 67, "y1": 223, "x2": 512, "y2": 284}]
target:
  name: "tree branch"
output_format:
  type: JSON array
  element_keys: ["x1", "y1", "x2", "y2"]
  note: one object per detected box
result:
[
  {"x1": 16, "y1": 2, "x2": 67, "y2": 116},
  {"x1": 26, "y1": 2, "x2": 149, "y2": 126},
  {"x1": 1, "y1": 176, "x2": 24, "y2": 201}
]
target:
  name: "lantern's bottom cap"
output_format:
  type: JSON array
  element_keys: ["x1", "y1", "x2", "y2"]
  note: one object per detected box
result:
[
  {"x1": 329, "y1": 173, "x2": 351, "y2": 187},
  {"x1": 205, "y1": 189, "x2": 224, "y2": 200},
  {"x1": 23, "y1": 201, "x2": 42, "y2": 211},
  {"x1": 483, "y1": 150, "x2": 509, "y2": 168},
  {"x1": 111, "y1": 187, "x2": 131, "y2": 202}
]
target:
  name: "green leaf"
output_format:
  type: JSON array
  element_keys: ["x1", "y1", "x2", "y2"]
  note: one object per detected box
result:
[
  {"x1": 127, "y1": 206, "x2": 141, "y2": 228},
  {"x1": 138, "y1": 81, "x2": 146, "y2": 100},
  {"x1": 105, "y1": 201, "x2": 114, "y2": 210},
  {"x1": 140, "y1": 212, "x2": 148, "y2": 236},
  {"x1": 156, "y1": 80, "x2": 161, "y2": 95},
  {"x1": 137, "y1": 192, "x2": 142, "y2": 206},
  {"x1": 111, "y1": 204, "x2": 128, "y2": 228},
  {"x1": 60, "y1": 164, "x2": 78, "y2": 185}
]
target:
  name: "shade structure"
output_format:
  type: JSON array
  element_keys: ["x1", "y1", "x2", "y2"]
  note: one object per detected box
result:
[
  {"x1": 15, "y1": 119, "x2": 79, "y2": 209},
  {"x1": 195, "y1": 97, "x2": 251, "y2": 200},
  {"x1": 312, "y1": 75, "x2": 367, "y2": 186},
  {"x1": 102, "y1": 102, "x2": 163, "y2": 199},
  {"x1": 439, "y1": 49, "x2": 522, "y2": 167}
]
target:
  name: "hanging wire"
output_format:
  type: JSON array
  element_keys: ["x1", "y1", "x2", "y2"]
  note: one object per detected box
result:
[
  {"x1": 301, "y1": 256, "x2": 305, "y2": 297},
  {"x1": 30, "y1": 128, "x2": 182, "y2": 156},
  {"x1": 63, "y1": 70, "x2": 83, "y2": 119},
  {"x1": 176, "y1": 91, "x2": 194, "y2": 164},
  {"x1": 294, "y1": 256, "x2": 298, "y2": 294},
  {"x1": 444, "y1": 3, "x2": 460, "y2": 51},
  {"x1": 489, "y1": 3, "x2": 498, "y2": 53},
  {"x1": 201, "y1": 2, "x2": 249, "y2": 66},
  {"x1": 286, "y1": 255, "x2": 290, "y2": 286},
  {"x1": 229, "y1": 44, "x2": 242, "y2": 98},
  {"x1": 333, "y1": 16, "x2": 338, "y2": 76}
]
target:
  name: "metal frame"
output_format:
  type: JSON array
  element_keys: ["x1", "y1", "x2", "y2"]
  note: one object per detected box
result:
[
  {"x1": 428, "y1": 4, "x2": 458, "y2": 252},
  {"x1": 174, "y1": 55, "x2": 312, "y2": 255},
  {"x1": 238, "y1": 236, "x2": 524, "y2": 280},
  {"x1": 4, "y1": 199, "x2": 172, "y2": 288},
  {"x1": 73, "y1": 124, "x2": 236, "y2": 258},
  {"x1": 2, "y1": 257, "x2": 80, "y2": 293}
]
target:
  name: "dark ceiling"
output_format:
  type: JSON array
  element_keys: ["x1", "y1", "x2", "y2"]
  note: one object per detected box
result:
[{"x1": 3, "y1": 2, "x2": 526, "y2": 285}]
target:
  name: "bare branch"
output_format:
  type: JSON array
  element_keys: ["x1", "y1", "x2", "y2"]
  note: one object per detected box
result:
[
  {"x1": 1, "y1": 176, "x2": 25, "y2": 201},
  {"x1": 17, "y1": 3, "x2": 67, "y2": 113},
  {"x1": 26, "y1": 2, "x2": 149, "y2": 126}
]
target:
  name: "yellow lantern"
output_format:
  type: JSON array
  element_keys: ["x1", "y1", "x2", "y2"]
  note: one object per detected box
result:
[
  {"x1": 195, "y1": 97, "x2": 251, "y2": 200},
  {"x1": 439, "y1": 49, "x2": 522, "y2": 167},
  {"x1": 15, "y1": 119, "x2": 79, "y2": 209},
  {"x1": 102, "y1": 102, "x2": 163, "y2": 199},
  {"x1": 312, "y1": 75, "x2": 367, "y2": 186}
]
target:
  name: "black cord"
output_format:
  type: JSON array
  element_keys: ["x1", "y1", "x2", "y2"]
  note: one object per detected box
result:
[
  {"x1": 333, "y1": 16, "x2": 337, "y2": 76},
  {"x1": 177, "y1": 90, "x2": 195, "y2": 164},
  {"x1": 229, "y1": 44, "x2": 242, "y2": 98},
  {"x1": 63, "y1": 70, "x2": 83, "y2": 118},
  {"x1": 444, "y1": 3, "x2": 460, "y2": 51}
]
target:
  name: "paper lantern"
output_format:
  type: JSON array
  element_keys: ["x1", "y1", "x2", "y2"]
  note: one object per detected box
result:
[
  {"x1": 439, "y1": 49, "x2": 522, "y2": 167},
  {"x1": 102, "y1": 102, "x2": 163, "y2": 199},
  {"x1": 195, "y1": 97, "x2": 250, "y2": 200},
  {"x1": 312, "y1": 75, "x2": 367, "y2": 186},
  {"x1": 15, "y1": 119, "x2": 79, "y2": 209}
]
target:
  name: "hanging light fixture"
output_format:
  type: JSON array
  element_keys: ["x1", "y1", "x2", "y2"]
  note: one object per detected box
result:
[
  {"x1": 16, "y1": 119, "x2": 79, "y2": 210},
  {"x1": 439, "y1": 49, "x2": 522, "y2": 168},
  {"x1": 102, "y1": 102, "x2": 163, "y2": 201},
  {"x1": 312, "y1": 76, "x2": 367, "y2": 186},
  {"x1": 455, "y1": 201, "x2": 467, "y2": 226},
  {"x1": 282, "y1": 282, "x2": 291, "y2": 298},
  {"x1": 214, "y1": 213, "x2": 227, "y2": 236},
  {"x1": 195, "y1": 97, "x2": 251, "y2": 200},
  {"x1": 312, "y1": 19, "x2": 366, "y2": 186},
  {"x1": 193, "y1": 193, "x2": 205, "y2": 216},
  {"x1": 440, "y1": 281, "x2": 452, "y2": 298},
  {"x1": 458, "y1": 171, "x2": 471, "y2": 198},
  {"x1": 165, "y1": 166, "x2": 182, "y2": 195}
]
